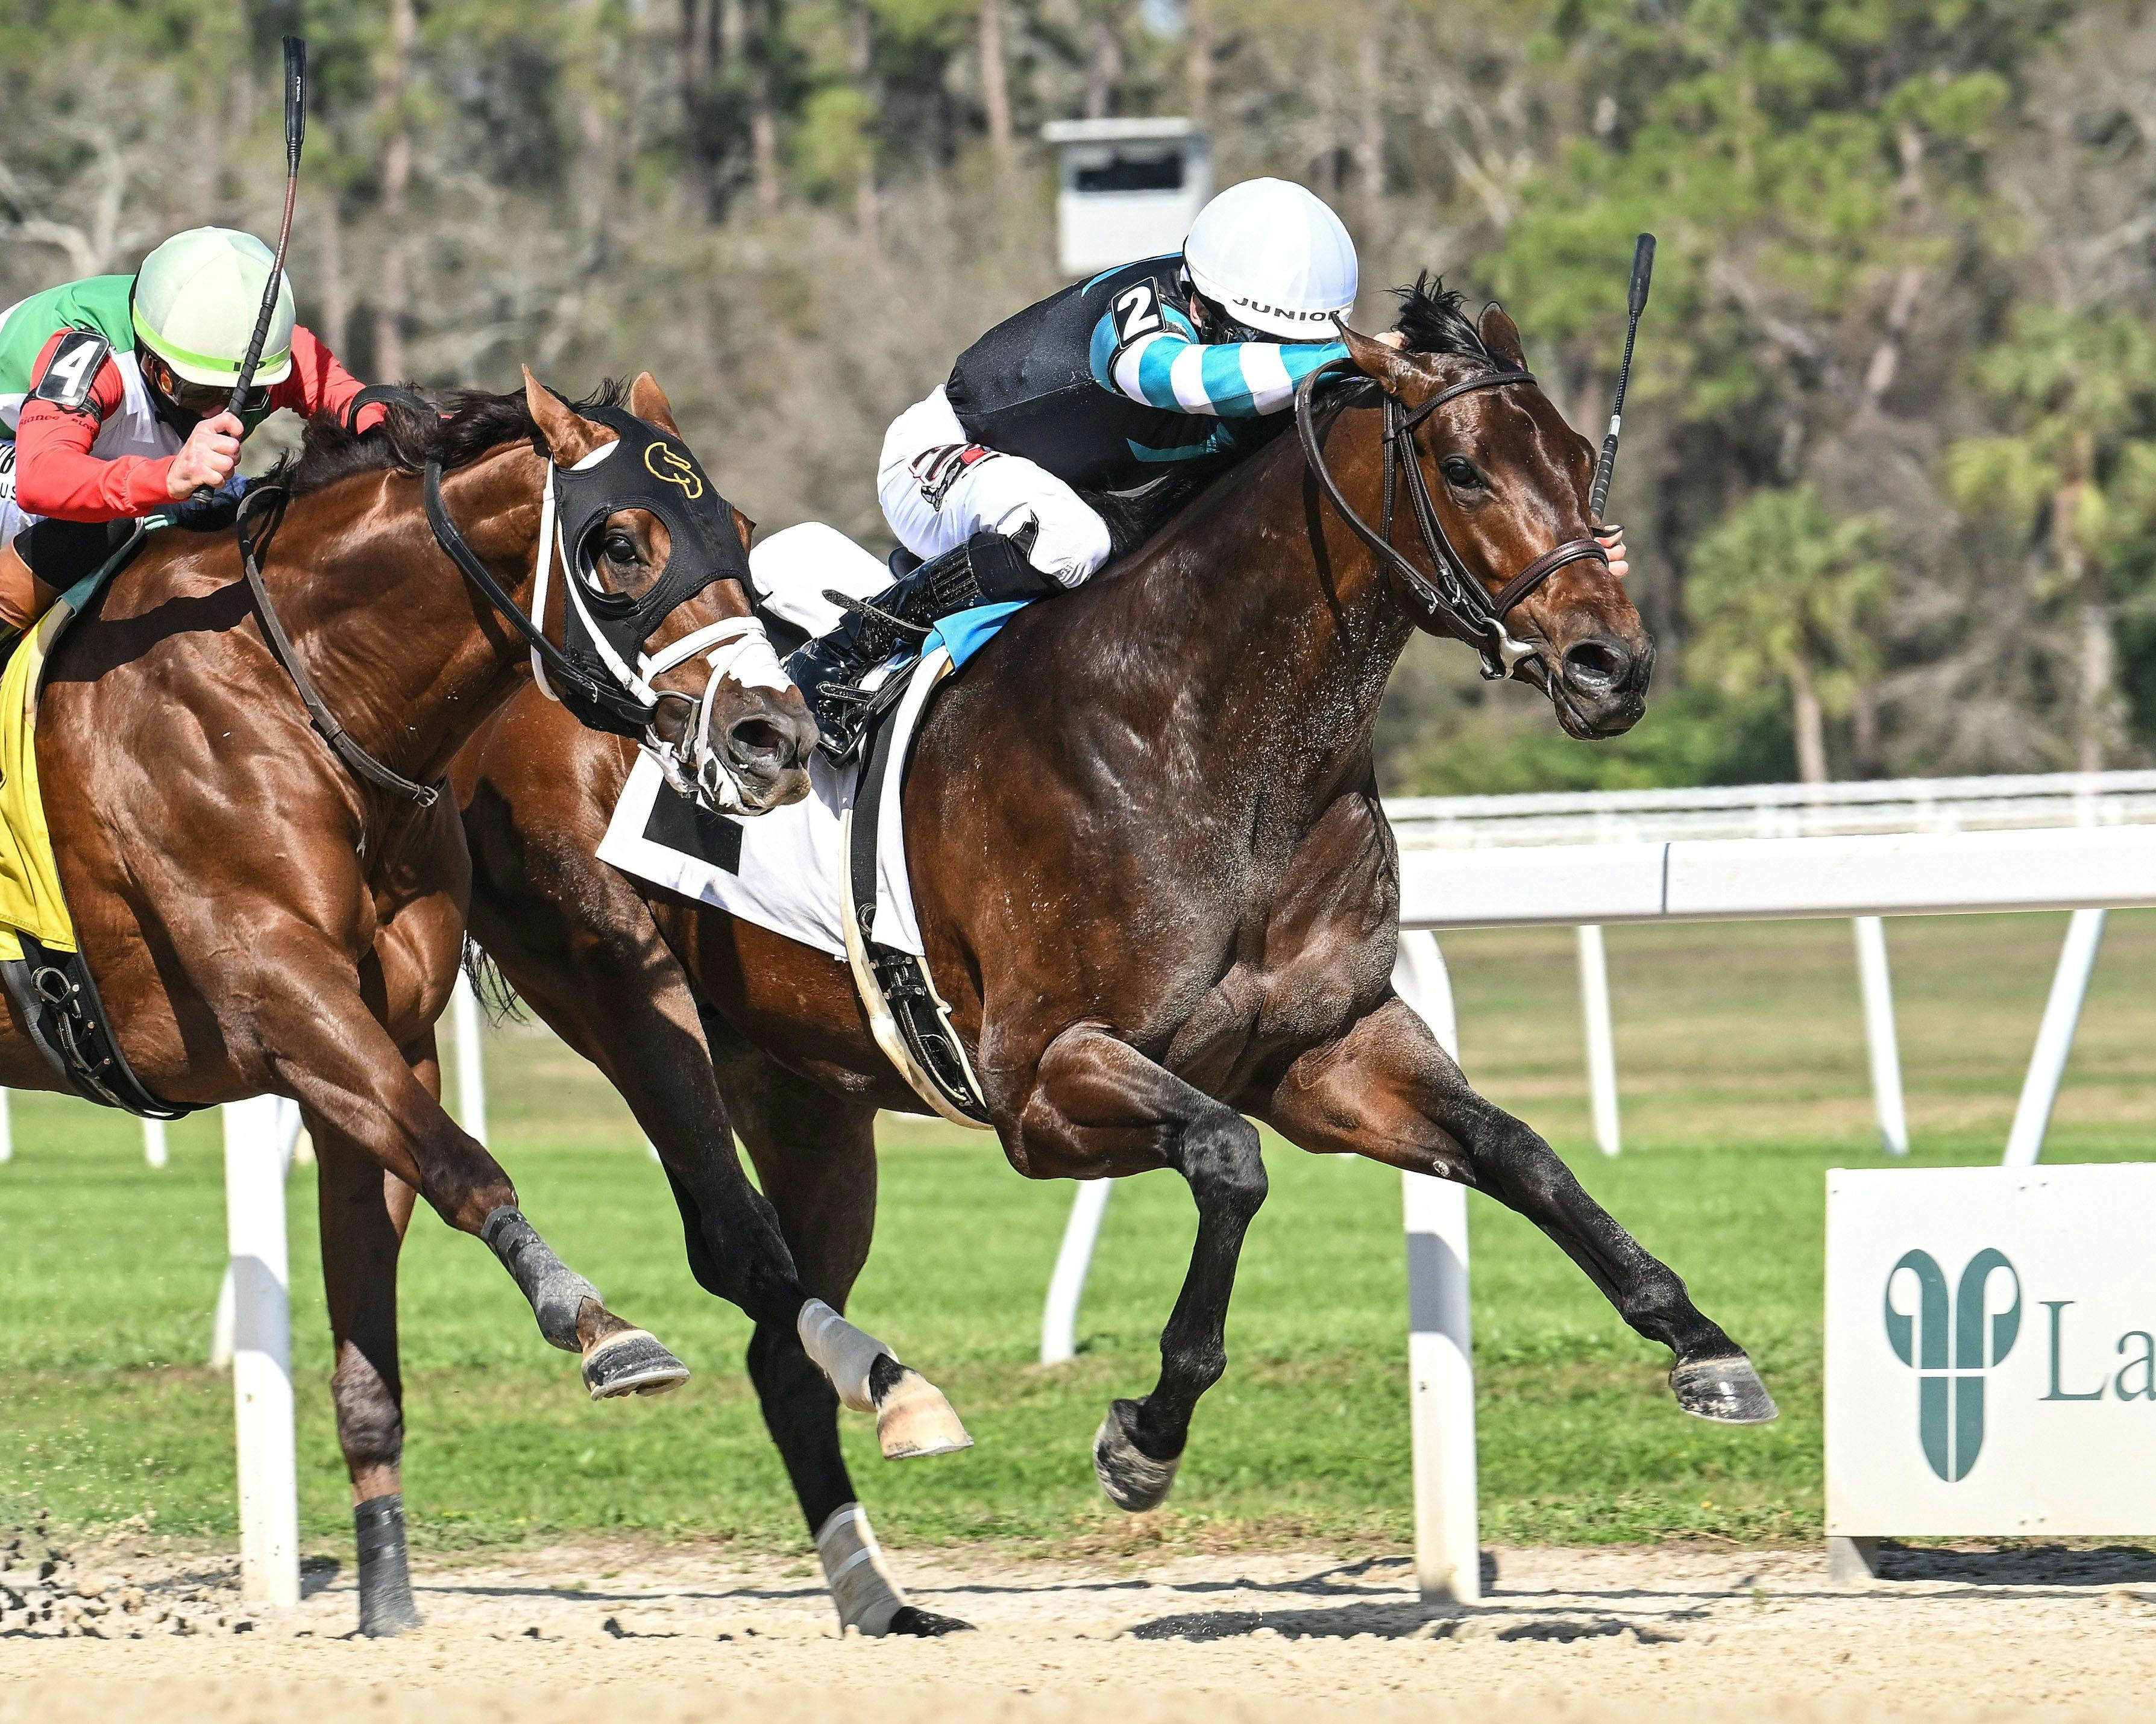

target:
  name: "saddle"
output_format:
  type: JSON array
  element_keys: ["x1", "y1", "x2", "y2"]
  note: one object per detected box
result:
[{"x1": 0, "y1": 517, "x2": 200, "y2": 1118}]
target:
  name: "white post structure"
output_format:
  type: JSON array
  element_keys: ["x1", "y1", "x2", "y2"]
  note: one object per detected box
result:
[
  {"x1": 2003, "y1": 907, "x2": 2107, "y2": 1168},
  {"x1": 1575, "y1": 924, "x2": 1621, "y2": 1156},
  {"x1": 1040, "y1": 1180, "x2": 1114, "y2": 1365},
  {"x1": 1851, "y1": 917, "x2": 1909, "y2": 1156},
  {"x1": 142, "y1": 1117, "x2": 169, "y2": 1169},
  {"x1": 451, "y1": 968, "x2": 488, "y2": 1146},
  {"x1": 220, "y1": 1096, "x2": 301, "y2": 1610},
  {"x1": 0, "y1": 1090, "x2": 12, "y2": 1164},
  {"x1": 1392, "y1": 930, "x2": 1480, "y2": 1606}
]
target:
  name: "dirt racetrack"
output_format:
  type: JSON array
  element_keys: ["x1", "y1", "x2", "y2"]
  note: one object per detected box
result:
[{"x1": 8, "y1": 1535, "x2": 2156, "y2": 1722}]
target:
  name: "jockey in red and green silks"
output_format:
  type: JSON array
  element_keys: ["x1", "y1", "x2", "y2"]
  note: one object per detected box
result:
[{"x1": 0, "y1": 226, "x2": 383, "y2": 628}]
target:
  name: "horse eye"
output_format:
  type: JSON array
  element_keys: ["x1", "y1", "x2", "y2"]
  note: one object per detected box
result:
[
  {"x1": 1441, "y1": 457, "x2": 1483, "y2": 489},
  {"x1": 603, "y1": 531, "x2": 640, "y2": 563}
]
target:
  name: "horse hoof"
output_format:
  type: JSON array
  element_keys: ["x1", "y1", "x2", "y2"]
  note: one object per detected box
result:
[
  {"x1": 886, "y1": 1605, "x2": 975, "y2": 1637},
  {"x1": 1092, "y1": 1398, "x2": 1180, "y2": 1512},
  {"x1": 359, "y1": 1597, "x2": 424, "y2": 1638},
  {"x1": 1670, "y1": 1354, "x2": 1779, "y2": 1425},
  {"x1": 875, "y1": 1368, "x2": 973, "y2": 1459},
  {"x1": 582, "y1": 1329, "x2": 690, "y2": 1400}
]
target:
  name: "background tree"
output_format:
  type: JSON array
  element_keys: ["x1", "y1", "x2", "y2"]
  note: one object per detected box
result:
[
  {"x1": 4, "y1": 0, "x2": 2153, "y2": 794},
  {"x1": 1687, "y1": 488, "x2": 1892, "y2": 786}
]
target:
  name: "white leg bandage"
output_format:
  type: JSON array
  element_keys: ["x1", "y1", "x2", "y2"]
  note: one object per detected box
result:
[
  {"x1": 815, "y1": 1502, "x2": 909, "y2": 1636},
  {"x1": 798, "y1": 1298, "x2": 892, "y2": 1414}
]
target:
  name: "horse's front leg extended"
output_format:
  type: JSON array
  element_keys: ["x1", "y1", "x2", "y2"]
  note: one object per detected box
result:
[
  {"x1": 1260, "y1": 994, "x2": 1776, "y2": 1423},
  {"x1": 256, "y1": 933, "x2": 686, "y2": 1402},
  {"x1": 1014, "y1": 1024, "x2": 1269, "y2": 1511}
]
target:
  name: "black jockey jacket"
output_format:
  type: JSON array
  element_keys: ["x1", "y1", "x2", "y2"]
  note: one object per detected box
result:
[{"x1": 942, "y1": 255, "x2": 1349, "y2": 495}]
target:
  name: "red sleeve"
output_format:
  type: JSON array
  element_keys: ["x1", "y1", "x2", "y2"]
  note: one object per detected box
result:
[
  {"x1": 270, "y1": 325, "x2": 385, "y2": 432},
  {"x1": 14, "y1": 332, "x2": 176, "y2": 520}
]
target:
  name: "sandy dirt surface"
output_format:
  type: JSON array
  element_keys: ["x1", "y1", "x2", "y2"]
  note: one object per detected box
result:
[{"x1": 6, "y1": 1533, "x2": 2156, "y2": 1721}]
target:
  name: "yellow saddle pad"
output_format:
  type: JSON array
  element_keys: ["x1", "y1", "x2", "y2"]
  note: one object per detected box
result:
[{"x1": 0, "y1": 600, "x2": 81, "y2": 962}]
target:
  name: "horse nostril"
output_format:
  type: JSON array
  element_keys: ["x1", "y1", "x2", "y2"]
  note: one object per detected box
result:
[{"x1": 1562, "y1": 638, "x2": 1630, "y2": 691}]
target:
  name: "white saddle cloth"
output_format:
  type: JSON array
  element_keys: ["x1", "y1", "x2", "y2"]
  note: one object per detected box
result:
[{"x1": 597, "y1": 523, "x2": 937, "y2": 962}]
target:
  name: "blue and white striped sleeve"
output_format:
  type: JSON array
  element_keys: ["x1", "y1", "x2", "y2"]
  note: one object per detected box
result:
[{"x1": 1091, "y1": 311, "x2": 1348, "y2": 419}]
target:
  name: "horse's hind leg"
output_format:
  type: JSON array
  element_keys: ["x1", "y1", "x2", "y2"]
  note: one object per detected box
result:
[
  {"x1": 313, "y1": 1082, "x2": 424, "y2": 1638},
  {"x1": 708, "y1": 1024, "x2": 970, "y2": 1637},
  {"x1": 1262, "y1": 996, "x2": 1776, "y2": 1423},
  {"x1": 1013, "y1": 1024, "x2": 1269, "y2": 1512}
]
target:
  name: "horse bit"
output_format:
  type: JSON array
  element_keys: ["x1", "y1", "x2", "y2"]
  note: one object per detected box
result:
[{"x1": 1294, "y1": 357, "x2": 1609, "y2": 681}]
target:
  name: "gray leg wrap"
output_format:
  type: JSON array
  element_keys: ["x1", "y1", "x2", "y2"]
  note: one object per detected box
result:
[
  {"x1": 483, "y1": 1206, "x2": 601, "y2": 1353},
  {"x1": 354, "y1": 1493, "x2": 423, "y2": 1637},
  {"x1": 815, "y1": 1503, "x2": 908, "y2": 1635}
]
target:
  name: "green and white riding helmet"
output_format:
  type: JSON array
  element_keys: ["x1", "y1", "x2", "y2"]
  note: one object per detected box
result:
[{"x1": 130, "y1": 227, "x2": 294, "y2": 389}]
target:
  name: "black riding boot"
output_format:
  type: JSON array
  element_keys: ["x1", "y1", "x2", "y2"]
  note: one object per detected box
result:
[{"x1": 788, "y1": 528, "x2": 1059, "y2": 763}]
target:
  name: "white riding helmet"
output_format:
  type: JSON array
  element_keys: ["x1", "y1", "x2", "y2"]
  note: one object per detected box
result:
[
  {"x1": 1181, "y1": 178, "x2": 1359, "y2": 340},
  {"x1": 131, "y1": 227, "x2": 295, "y2": 389}
]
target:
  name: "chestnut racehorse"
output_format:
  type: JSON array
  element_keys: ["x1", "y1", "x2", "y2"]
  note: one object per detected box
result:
[
  {"x1": 448, "y1": 287, "x2": 1777, "y2": 1634},
  {"x1": 0, "y1": 371, "x2": 885, "y2": 1629}
]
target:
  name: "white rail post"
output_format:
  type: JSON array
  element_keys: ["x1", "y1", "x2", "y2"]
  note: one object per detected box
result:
[
  {"x1": 451, "y1": 968, "x2": 488, "y2": 1147},
  {"x1": 1392, "y1": 930, "x2": 1481, "y2": 1606},
  {"x1": 0, "y1": 1089, "x2": 12, "y2": 1164},
  {"x1": 1852, "y1": 917, "x2": 1909, "y2": 1156},
  {"x1": 221, "y1": 1096, "x2": 301, "y2": 1610},
  {"x1": 1576, "y1": 924, "x2": 1621, "y2": 1156},
  {"x1": 1040, "y1": 1179, "x2": 1114, "y2": 1365},
  {"x1": 2004, "y1": 907, "x2": 2107, "y2": 1168},
  {"x1": 142, "y1": 1118, "x2": 169, "y2": 1169}
]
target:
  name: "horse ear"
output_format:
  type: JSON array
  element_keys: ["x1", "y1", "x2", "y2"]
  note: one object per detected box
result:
[
  {"x1": 1479, "y1": 304, "x2": 1529, "y2": 371},
  {"x1": 732, "y1": 506, "x2": 756, "y2": 549},
  {"x1": 521, "y1": 366, "x2": 612, "y2": 468},
  {"x1": 627, "y1": 371, "x2": 681, "y2": 435},
  {"x1": 1340, "y1": 323, "x2": 1424, "y2": 400}
]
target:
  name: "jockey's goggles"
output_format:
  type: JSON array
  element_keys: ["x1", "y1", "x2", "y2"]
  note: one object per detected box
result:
[{"x1": 145, "y1": 357, "x2": 267, "y2": 422}]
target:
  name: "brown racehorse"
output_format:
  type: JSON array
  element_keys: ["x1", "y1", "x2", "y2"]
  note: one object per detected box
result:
[
  {"x1": 448, "y1": 287, "x2": 1776, "y2": 1635},
  {"x1": 0, "y1": 370, "x2": 871, "y2": 1630}
]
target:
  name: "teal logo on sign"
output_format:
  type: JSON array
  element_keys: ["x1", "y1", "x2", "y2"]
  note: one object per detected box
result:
[{"x1": 1884, "y1": 1249, "x2": 2021, "y2": 1481}]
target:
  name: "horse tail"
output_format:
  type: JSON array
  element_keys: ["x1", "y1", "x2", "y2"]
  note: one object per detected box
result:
[{"x1": 461, "y1": 937, "x2": 527, "y2": 1026}]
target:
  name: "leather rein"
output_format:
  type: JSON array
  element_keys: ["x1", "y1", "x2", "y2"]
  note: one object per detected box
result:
[
  {"x1": 1293, "y1": 356, "x2": 1609, "y2": 680},
  {"x1": 229, "y1": 384, "x2": 658, "y2": 809}
]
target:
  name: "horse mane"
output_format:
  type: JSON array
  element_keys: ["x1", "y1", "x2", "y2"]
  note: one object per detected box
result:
[
  {"x1": 284, "y1": 378, "x2": 633, "y2": 499},
  {"x1": 1389, "y1": 274, "x2": 1493, "y2": 362}
]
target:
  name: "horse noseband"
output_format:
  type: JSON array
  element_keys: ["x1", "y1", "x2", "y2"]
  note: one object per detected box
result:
[{"x1": 1296, "y1": 359, "x2": 1609, "y2": 680}]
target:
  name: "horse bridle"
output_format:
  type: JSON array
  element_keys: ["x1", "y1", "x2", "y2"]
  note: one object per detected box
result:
[
  {"x1": 1294, "y1": 356, "x2": 1609, "y2": 681},
  {"x1": 232, "y1": 385, "x2": 779, "y2": 811}
]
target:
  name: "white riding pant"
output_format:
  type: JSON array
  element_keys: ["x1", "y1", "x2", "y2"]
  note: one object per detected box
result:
[{"x1": 876, "y1": 386, "x2": 1113, "y2": 589}]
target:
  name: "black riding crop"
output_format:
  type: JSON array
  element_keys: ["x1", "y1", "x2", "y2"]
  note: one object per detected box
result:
[
  {"x1": 1588, "y1": 232, "x2": 1655, "y2": 525},
  {"x1": 231, "y1": 34, "x2": 309, "y2": 416}
]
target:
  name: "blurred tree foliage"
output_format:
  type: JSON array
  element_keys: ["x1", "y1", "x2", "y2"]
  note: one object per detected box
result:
[{"x1": 4, "y1": 0, "x2": 2154, "y2": 792}]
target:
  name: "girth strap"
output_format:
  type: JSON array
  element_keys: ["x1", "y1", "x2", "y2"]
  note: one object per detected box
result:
[{"x1": 1, "y1": 936, "x2": 198, "y2": 1119}]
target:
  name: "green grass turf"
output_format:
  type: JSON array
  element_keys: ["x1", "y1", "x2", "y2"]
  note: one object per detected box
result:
[{"x1": 2, "y1": 910, "x2": 2153, "y2": 1558}]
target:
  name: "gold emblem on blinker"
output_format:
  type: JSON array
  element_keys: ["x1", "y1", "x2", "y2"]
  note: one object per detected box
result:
[{"x1": 644, "y1": 442, "x2": 704, "y2": 498}]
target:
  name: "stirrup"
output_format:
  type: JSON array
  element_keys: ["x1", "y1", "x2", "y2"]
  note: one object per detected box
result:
[{"x1": 828, "y1": 590, "x2": 931, "y2": 641}]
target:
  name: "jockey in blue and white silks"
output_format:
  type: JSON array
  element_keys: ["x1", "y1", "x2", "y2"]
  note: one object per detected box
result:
[
  {"x1": 794, "y1": 178, "x2": 1364, "y2": 759},
  {"x1": 881, "y1": 177, "x2": 1359, "y2": 591}
]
